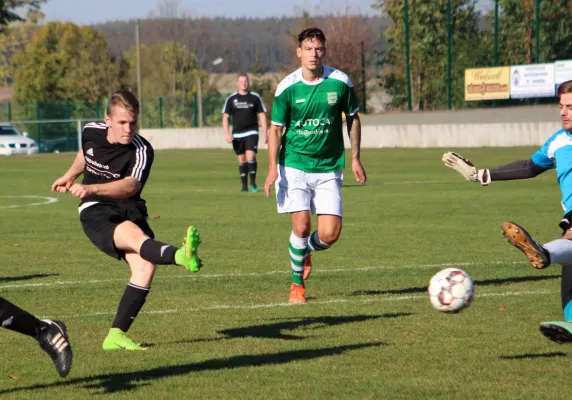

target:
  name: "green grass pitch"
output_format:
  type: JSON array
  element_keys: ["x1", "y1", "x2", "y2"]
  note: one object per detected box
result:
[{"x1": 0, "y1": 147, "x2": 569, "y2": 399}]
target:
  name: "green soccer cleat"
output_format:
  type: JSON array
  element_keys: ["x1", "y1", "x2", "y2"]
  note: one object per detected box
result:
[
  {"x1": 539, "y1": 321, "x2": 572, "y2": 344},
  {"x1": 175, "y1": 225, "x2": 203, "y2": 272},
  {"x1": 102, "y1": 328, "x2": 147, "y2": 351},
  {"x1": 250, "y1": 184, "x2": 259, "y2": 193}
]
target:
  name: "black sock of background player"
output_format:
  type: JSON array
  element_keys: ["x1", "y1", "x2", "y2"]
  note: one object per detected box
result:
[
  {"x1": 248, "y1": 160, "x2": 257, "y2": 186},
  {"x1": 239, "y1": 163, "x2": 248, "y2": 188}
]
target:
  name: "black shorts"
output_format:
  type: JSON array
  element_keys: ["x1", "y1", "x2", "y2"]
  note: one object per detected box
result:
[
  {"x1": 79, "y1": 203, "x2": 155, "y2": 260},
  {"x1": 232, "y1": 134, "x2": 259, "y2": 155}
]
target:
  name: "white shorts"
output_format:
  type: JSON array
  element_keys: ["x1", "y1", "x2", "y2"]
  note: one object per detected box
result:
[{"x1": 275, "y1": 165, "x2": 343, "y2": 216}]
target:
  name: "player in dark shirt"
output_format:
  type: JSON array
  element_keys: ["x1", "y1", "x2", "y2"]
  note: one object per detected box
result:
[
  {"x1": 1, "y1": 297, "x2": 72, "y2": 377},
  {"x1": 222, "y1": 72, "x2": 267, "y2": 192},
  {"x1": 51, "y1": 90, "x2": 203, "y2": 351}
]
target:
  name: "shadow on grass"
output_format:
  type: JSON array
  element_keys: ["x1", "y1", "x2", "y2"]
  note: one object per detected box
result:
[
  {"x1": 0, "y1": 342, "x2": 386, "y2": 395},
  {"x1": 157, "y1": 314, "x2": 411, "y2": 345},
  {"x1": 350, "y1": 275, "x2": 559, "y2": 296},
  {"x1": 218, "y1": 313, "x2": 411, "y2": 340},
  {"x1": 0, "y1": 273, "x2": 59, "y2": 283},
  {"x1": 500, "y1": 352, "x2": 566, "y2": 360}
]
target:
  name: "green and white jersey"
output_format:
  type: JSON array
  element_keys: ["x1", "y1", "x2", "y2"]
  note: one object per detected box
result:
[{"x1": 271, "y1": 65, "x2": 359, "y2": 173}]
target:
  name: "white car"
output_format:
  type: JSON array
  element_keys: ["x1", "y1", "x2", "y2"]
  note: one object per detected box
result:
[{"x1": 0, "y1": 124, "x2": 39, "y2": 156}]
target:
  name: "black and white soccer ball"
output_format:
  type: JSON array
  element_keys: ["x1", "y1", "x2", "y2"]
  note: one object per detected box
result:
[{"x1": 428, "y1": 268, "x2": 474, "y2": 313}]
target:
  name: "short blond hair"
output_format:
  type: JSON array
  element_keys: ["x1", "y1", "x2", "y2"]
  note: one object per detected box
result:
[{"x1": 106, "y1": 90, "x2": 139, "y2": 117}]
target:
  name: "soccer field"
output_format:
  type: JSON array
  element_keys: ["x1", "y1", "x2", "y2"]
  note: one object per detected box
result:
[{"x1": 0, "y1": 147, "x2": 569, "y2": 399}]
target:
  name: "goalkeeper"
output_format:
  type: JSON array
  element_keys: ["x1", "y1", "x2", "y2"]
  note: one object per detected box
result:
[{"x1": 442, "y1": 79, "x2": 572, "y2": 344}]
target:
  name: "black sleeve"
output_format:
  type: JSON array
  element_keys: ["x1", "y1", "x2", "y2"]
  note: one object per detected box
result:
[
  {"x1": 81, "y1": 123, "x2": 107, "y2": 149},
  {"x1": 489, "y1": 159, "x2": 549, "y2": 181},
  {"x1": 254, "y1": 94, "x2": 266, "y2": 113},
  {"x1": 222, "y1": 95, "x2": 234, "y2": 115},
  {"x1": 127, "y1": 135, "x2": 154, "y2": 186}
]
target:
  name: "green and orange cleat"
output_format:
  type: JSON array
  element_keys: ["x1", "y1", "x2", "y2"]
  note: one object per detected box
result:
[{"x1": 175, "y1": 226, "x2": 203, "y2": 272}]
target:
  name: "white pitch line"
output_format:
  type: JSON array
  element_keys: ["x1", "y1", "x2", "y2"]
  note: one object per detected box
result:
[
  {"x1": 47, "y1": 289, "x2": 553, "y2": 320},
  {"x1": 0, "y1": 260, "x2": 528, "y2": 291},
  {"x1": 0, "y1": 195, "x2": 58, "y2": 209}
]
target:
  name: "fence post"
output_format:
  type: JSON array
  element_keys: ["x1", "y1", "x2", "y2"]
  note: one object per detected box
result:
[
  {"x1": 446, "y1": 0, "x2": 452, "y2": 110},
  {"x1": 36, "y1": 102, "x2": 41, "y2": 149},
  {"x1": 193, "y1": 93, "x2": 198, "y2": 127},
  {"x1": 493, "y1": 0, "x2": 499, "y2": 108},
  {"x1": 159, "y1": 97, "x2": 163, "y2": 128},
  {"x1": 404, "y1": 0, "x2": 412, "y2": 111},
  {"x1": 7, "y1": 102, "x2": 11, "y2": 121},
  {"x1": 535, "y1": 0, "x2": 541, "y2": 105},
  {"x1": 65, "y1": 101, "x2": 71, "y2": 151},
  {"x1": 77, "y1": 120, "x2": 82, "y2": 152}
]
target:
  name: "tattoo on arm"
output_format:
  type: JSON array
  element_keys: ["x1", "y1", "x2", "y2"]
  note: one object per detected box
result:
[{"x1": 347, "y1": 115, "x2": 361, "y2": 160}]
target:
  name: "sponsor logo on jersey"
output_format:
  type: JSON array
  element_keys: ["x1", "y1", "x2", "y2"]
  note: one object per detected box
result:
[
  {"x1": 327, "y1": 92, "x2": 338, "y2": 105},
  {"x1": 296, "y1": 98, "x2": 306, "y2": 103},
  {"x1": 294, "y1": 117, "x2": 335, "y2": 135}
]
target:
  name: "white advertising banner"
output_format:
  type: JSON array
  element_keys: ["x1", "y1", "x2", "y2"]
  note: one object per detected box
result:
[
  {"x1": 555, "y1": 60, "x2": 572, "y2": 88},
  {"x1": 510, "y1": 63, "x2": 555, "y2": 99}
]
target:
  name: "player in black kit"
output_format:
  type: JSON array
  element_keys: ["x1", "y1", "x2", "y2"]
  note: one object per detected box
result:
[
  {"x1": 51, "y1": 90, "x2": 202, "y2": 351},
  {"x1": 222, "y1": 72, "x2": 267, "y2": 192},
  {"x1": 0, "y1": 297, "x2": 72, "y2": 377}
]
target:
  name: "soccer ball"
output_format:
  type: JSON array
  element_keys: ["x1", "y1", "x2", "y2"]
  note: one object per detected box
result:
[{"x1": 428, "y1": 268, "x2": 474, "y2": 313}]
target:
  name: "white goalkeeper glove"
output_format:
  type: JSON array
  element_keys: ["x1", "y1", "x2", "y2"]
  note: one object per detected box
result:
[{"x1": 441, "y1": 151, "x2": 491, "y2": 186}]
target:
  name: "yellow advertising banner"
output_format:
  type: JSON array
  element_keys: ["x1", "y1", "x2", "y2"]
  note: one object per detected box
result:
[{"x1": 465, "y1": 67, "x2": 510, "y2": 101}]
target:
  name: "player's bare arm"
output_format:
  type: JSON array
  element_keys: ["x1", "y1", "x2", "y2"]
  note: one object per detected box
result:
[
  {"x1": 69, "y1": 176, "x2": 141, "y2": 199},
  {"x1": 442, "y1": 152, "x2": 548, "y2": 185},
  {"x1": 258, "y1": 112, "x2": 268, "y2": 144},
  {"x1": 51, "y1": 149, "x2": 86, "y2": 193},
  {"x1": 264, "y1": 124, "x2": 283, "y2": 197},
  {"x1": 222, "y1": 113, "x2": 232, "y2": 143},
  {"x1": 346, "y1": 114, "x2": 367, "y2": 185}
]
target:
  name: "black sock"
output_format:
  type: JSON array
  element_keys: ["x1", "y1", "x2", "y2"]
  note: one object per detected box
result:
[
  {"x1": 308, "y1": 231, "x2": 332, "y2": 252},
  {"x1": 0, "y1": 297, "x2": 48, "y2": 339},
  {"x1": 247, "y1": 160, "x2": 257, "y2": 186},
  {"x1": 112, "y1": 283, "x2": 149, "y2": 332},
  {"x1": 140, "y1": 238, "x2": 177, "y2": 265},
  {"x1": 238, "y1": 163, "x2": 248, "y2": 188}
]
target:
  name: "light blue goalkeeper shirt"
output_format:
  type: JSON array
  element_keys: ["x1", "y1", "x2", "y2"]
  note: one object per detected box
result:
[{"x1": 532, "y1": 129, "x2": 572, "y2": 213}]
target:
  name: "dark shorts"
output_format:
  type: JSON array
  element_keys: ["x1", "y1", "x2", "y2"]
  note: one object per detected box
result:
[
  {"x1": 232, "y1": 134, "x2": 259, "y2": 155},
  {"x1": 79, "y1": 203, "x2": 155, "y2": 260}
]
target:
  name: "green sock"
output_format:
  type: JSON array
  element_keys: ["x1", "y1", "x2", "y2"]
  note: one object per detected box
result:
[
  {"x1": 292, "y1": 270, "x2": 304, "y2": 285},
  {"x1": 289, "y1": 240, "x2": 308, "y2": 285}
]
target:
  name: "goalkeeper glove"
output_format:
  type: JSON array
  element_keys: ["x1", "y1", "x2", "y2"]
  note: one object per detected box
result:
[{"x1": 441, "y1": 151, "x2": 491, "y2": 186}]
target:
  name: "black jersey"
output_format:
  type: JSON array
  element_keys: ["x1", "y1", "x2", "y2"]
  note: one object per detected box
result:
[
  {"x1": 222, "y1": 91, "x2": 267, "y2": 136},
  {"x1": 79, "y1": 122, "x2": 154, "y2": 207}
]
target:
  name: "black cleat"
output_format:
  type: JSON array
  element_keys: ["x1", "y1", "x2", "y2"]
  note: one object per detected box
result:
[
  {"x1": 501, "y1": 221, "x2": 550, "y2": 269},
  {"x1": 539, "y1": 322, "x2": 572, "y2": 344},
  {"x1": 38, "y1": 319, "x2": 73, "y2": 377}
]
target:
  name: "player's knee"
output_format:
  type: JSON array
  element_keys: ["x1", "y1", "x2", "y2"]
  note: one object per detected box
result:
[
  {"x1": 131, "y1": 260, "x2": 156, "y2": 279},
  {"x1": 293, "y1": 223, "x2": 311, "y2": 238},
  {"x1": 319, "y1": 231, "x2": 340, "y2": 245}
]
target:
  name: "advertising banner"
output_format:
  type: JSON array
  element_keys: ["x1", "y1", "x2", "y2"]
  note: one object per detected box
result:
[
  {"x1": 510, "y1": 64, "x2": 555, "y2": 99},
  {"x1": 465, "y1": 67, "x2": 510, "y2": 101}
]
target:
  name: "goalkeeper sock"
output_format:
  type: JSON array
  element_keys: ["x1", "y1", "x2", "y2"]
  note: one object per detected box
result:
[
  {"x1": 543, "y1": 239, "x2": 572, "y2": 264},
  {"x1": 289, "y1": 232, "x2": 309, "y2": 285}
]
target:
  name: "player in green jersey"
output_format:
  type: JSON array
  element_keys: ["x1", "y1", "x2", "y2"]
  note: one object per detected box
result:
[{"x1": 263, "y1": 27, "x2": 367, "y2": 303}]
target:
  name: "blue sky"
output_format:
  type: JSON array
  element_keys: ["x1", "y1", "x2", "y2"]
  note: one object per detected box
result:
[{"x1": 40, "y1": 0, "x2": 382, "y2": 25}]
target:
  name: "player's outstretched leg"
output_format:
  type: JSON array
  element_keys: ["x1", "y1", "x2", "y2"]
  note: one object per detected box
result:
[
  {"x1": 38, "y1": 320, "x2": 73, "y2": 377},
  {"x1": 501, "y1": 221, "x2": 550, "y2": 269},
  {"x1": 102, "y1": 328, "x2": 147, "y2": 351},
  {"x1": 539, "y1": 321, "x2": 572, "y2": 344},
  {"x1": 175, "y1": 226, "x2": 203, "y2": 272}
]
